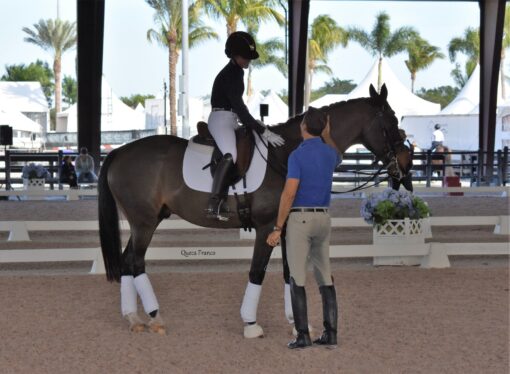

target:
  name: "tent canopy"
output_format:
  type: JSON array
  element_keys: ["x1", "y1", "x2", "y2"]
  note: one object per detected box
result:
[
  {"x1": 0, "y1": 81, "x2": 48, "y2": 113},
  {"x1": 0, "y1": 107, "x2": 42, "y2": 133},
  {"x1": 347, "y1": 59, "x2": 441, "y2": 120},
  {"x1": 58, "y1": 77, "x2": 145, "y2": 132}
]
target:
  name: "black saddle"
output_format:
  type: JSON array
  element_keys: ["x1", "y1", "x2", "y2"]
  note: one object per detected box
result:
[{"x1": 190, "y1": 121, "x2": 256, "y2": 184}]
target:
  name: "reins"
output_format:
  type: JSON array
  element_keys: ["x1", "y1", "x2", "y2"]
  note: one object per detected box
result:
[{"x1": 252, "y1": 104, "x2": 404, "y2": 194}]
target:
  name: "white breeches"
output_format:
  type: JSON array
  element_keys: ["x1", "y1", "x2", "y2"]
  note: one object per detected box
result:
[{"x1": 208, "y1": 110, "x2": 240, "y2": 162}]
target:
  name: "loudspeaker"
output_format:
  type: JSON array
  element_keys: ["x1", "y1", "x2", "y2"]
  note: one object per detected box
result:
[
  {"x1": 0, "y1": 125, "x2": 13, "y2": 146},
  {"x1": 259, "y1": 104, "x2": 269, "y2": 118}
]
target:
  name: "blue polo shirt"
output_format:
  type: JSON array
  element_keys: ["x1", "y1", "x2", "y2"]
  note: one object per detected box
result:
[{"x1": 287, "y1": 137, "x2": 340, "y2": 207}]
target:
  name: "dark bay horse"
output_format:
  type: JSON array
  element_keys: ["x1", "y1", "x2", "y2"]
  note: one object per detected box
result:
[{"x1": 98, "y1": 84, "x2": 411, "y2": 335}]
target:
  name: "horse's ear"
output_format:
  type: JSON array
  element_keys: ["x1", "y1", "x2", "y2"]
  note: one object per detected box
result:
[
  {"x1": 369, "y1": 84, "x2": 378, "y2": 99},
  {"x1": 380, "y1": 84, "x2": 388, "y2": 101}
]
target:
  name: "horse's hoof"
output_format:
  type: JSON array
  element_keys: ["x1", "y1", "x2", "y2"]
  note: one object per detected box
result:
[
  {"x1": 148, "y1": 313, "x2": 166, "y2": 335},
  {"x1": 125, "y1": 312, "x2": 145, "y2": 333},
  {"x1": 244, "y1": 323, "x2": 264, "y2": 338},
  {"x1": 292, "y1": 324, "x2": 314, "y2": 337},
  {"x1": 149, "y1": 323, "x2": 166, "y2": 335},
  {"x1": 130, "y1": 323, "x2": 146, "y2": 333}
]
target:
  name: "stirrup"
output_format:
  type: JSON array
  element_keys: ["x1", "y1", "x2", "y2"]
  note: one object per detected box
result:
[{"x1": 205, "y1": 208, "x2": 231, "y2": 222}]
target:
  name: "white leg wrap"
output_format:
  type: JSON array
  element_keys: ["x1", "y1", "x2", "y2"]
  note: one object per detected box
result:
[
  {"x1": 133, "y1": 273, "x2": 159, "y2": 315},
  {"x1": 284, "y1": 283, "x2": 294, "y2": 324},
  {"x1": 120, "y1": 276, "x2": 137, "y2": 316},
  {"x1": 240, "y1": 282, "x2": 262, "y2": 323}
]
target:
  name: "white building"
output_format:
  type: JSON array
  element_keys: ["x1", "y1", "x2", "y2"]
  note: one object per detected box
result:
[{"x1": 56, "y1": 77, "x2": 145, "y2": 132}]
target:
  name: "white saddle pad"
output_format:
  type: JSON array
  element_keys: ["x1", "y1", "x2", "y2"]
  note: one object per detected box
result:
[{"x1": 182, "y1": 132, "x2": 268, "y2": 195}]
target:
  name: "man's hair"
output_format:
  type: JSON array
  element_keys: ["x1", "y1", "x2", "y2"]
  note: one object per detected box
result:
[
  {"x1": 434, "y1": 123, "x2": 441, "y2": 130},
  {"x1": 303, "y1": 107, "x2": 326, "y2": 136},
  {"x1": 80, "y1": 147, "x2": 88, "y2": 154}
]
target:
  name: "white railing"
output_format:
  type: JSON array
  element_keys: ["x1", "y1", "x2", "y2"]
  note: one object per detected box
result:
[
  {"x1": 0, "y1": 185, "x2": 507, "y2": 201},
  {"x1": 0, "y1": 216, "x2": 508, "y2": 274},
  {"x1": 1, "y1": 216, "x2": 508, "y2": 242}
]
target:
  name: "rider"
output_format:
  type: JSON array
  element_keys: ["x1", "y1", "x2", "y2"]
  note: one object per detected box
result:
[
  {"x1": 431, "y1": 123, "x2": 444, "y2": 151},
  {"x1": 206, "y1": 31, "x2": 285, "y2": 220}
]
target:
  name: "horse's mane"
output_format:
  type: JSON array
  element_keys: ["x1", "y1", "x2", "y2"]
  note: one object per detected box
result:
[{"x1": 270, "y1": 97, "x2": 372, "y2": 130}]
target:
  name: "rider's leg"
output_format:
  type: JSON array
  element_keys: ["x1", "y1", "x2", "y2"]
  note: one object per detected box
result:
[
  {"x1": 206, "y1": 111, "x2": 238, "y2": 219},
  {"x1": 207, "y1": 153, "x2": 234, "y2": 218}
]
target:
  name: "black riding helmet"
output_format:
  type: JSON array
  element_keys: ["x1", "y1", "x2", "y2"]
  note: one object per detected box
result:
[{"x1": 225, "y1": 31, "x2": 259, "y2": 60}]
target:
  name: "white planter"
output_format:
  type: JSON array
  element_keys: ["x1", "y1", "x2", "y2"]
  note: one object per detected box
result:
[
  {"x1": 373, "y1": 218, "x2": 425, "y2": 266},
  {"x1": 23, "y1": 178, "x2": 45, "y2": 189},
  {"x1": 23, "y1": 178, "x2": 45, "y2": 200}
]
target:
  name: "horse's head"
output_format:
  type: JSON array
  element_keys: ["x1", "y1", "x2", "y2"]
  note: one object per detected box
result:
[{"x1": 361, "y1": 84, "x2": 412, "y2": 180}]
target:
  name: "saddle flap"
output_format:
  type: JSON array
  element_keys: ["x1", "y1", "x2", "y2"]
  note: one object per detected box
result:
[{"x1": 193, "y1": 121, "x2": 256, "y2": 181}]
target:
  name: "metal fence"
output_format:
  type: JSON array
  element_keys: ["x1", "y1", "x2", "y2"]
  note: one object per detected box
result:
[{"x1": 0, "y1": 147, "x2": 508, "y2": 191}]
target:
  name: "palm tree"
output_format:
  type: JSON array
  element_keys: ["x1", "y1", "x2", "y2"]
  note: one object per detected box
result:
[
  {"x1": 22, "y1": 19, "x2": 76, "y2": 118},
  {"x1": 245, "y1": 21, "x2": 286, "y2": 97},
  {"x1": 500, "y1": 4, "x2": 510, "y2": 100},
  {"x1": 201, "y1": 0, "x2": 284, "y2": 36},
  {"x1": 305, "y1": 15, "x2": 348, "y2": 108},
  {"x1": 405, "y1": 35, "x2": 444, "y2": 93},
  {"x1": 146, "y1": 0, "x2": 218, "y2": 136},
  {"x1": 448, "y1": 27, "x2": 480, "y2": 88},
  {"x1": 348, "y1": 11, "x2": 416, "y2": 92}
]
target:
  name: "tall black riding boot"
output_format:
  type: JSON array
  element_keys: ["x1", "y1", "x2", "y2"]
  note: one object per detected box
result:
[
  {"x1": 287, "y1": 277, "x2": 312, "y2": 349},
  {"x1": 313, "y1": 285, "x2": 338, "y2": 347},
  {"x1": 206, "y1": 153, "x2": 234, "y2": 221}
]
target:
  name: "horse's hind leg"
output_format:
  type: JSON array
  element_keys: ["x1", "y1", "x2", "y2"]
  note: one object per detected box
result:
[
  {"x1": 120, "y1": 238, "x2": 146, "y2": 332},
  {"x1": 122, "y1": 221, "x2": 166, "y2": 334}
]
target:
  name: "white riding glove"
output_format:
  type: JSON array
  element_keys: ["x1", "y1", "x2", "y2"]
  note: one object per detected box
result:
[{"x1": 261, "y1": 128, "x2": 285, "y2": 147}]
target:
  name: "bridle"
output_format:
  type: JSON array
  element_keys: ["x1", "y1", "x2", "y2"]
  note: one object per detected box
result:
[
  {"x1": 254, "y1": 103, "x2": 408, "y2": 188},
  {"x1": 365, "y1": 105, "x2": 407, "y2": 180}
]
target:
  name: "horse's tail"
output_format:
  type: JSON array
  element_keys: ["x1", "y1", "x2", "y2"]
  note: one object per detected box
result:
[{"x1": 98, "y1": 149, "x2": 122, "y2": 282}]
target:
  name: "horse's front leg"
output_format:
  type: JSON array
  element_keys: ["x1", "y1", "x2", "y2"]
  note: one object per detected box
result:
[{"x1": 240, "y1": 224, "x2": 274, "y2": 338}]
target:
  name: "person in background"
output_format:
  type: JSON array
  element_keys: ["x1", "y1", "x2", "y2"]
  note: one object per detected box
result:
[
  {"x1": 59, "y1": 155, "x2": 78, "y2": 188},
  {"x1": 431, "y1": 124, "x2": 445, "y2": 151},
  {"x1": 266, "y1": 107, "x2": 340, "y2": 350},
  {"x1": 75, "y1": 147, "x2": 98, "y2": 183}
]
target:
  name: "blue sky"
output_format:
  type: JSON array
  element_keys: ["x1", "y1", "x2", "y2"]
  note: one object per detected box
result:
[{"x1": 0, "y1": 0, "x2": 483, "y2": 100}]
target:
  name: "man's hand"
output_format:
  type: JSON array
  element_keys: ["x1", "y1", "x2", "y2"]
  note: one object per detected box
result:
[{"x1": 266, "y1": 230, "x2": 281, "y2": 247}]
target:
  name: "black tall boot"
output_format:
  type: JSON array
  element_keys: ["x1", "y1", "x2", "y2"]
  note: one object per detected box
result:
[
  {"x1": 288, "y1": 277, "x2": 312, "y2": 349},
  {"x1": 313, "y1": 285, "x2": 338, "y2": 347},
  {"x1": 206, "y1": 153, "x2": 234, "y2": 221}
]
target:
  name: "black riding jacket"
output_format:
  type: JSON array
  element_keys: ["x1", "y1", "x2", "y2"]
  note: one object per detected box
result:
[{"x1": 210, "y1": 60, "x2": 266, "y2": 134}]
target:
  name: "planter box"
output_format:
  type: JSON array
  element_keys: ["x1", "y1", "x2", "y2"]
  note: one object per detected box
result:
[
  {"x1": 23, "y1": 178, "x2": 45, "y2": 200},
  {"x1": 23, "y1": 178, "x2": 45, "y2": 189},
  {"x1": 373, "y1": 218, "x2": 425, "y2": 266}
]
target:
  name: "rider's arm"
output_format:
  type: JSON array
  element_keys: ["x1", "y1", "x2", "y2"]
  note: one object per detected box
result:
[{"x1": 225, "y1": 73, "x2": 266, "y2": 134}]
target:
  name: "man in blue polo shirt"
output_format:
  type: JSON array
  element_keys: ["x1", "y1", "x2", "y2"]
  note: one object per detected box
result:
[{"x1": 267, "y1": 107, "x2": 340, "y2": 349}]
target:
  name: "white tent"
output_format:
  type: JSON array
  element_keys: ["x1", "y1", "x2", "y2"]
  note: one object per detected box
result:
[
  {"x1": 451, "y1": 65, "x2": 510, "y2": 115},
  {"x1": 245, "y1": 90, "x2": 289, "y2": 125},
  {"x1": 0, "y1": 108, "x2": 44, "y2": 148},
  {"x1": 0, "y1": 81, "x2": 49, "y2": 131},
  {"x1": 260, "y1": 90, "x2": 289, "y2": 125},
  {"x1": 135, "y1": 103, "x2": 145, "y2": 113},
  {"x1": 309, "y1": 94, "x2": 348, "y2": 109},
  {"x1": 441, "y1": 65, "x2": 481, "y2": 114},
  {"x1": 0, "y1": 81, "x2": 48, "y2": 113},
  {"x1": 56, "y1": 77, "x2": 145, "y2": 132},
  {"x1": 347, "y1": 59, "x2": 441, "y2": 120}
]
